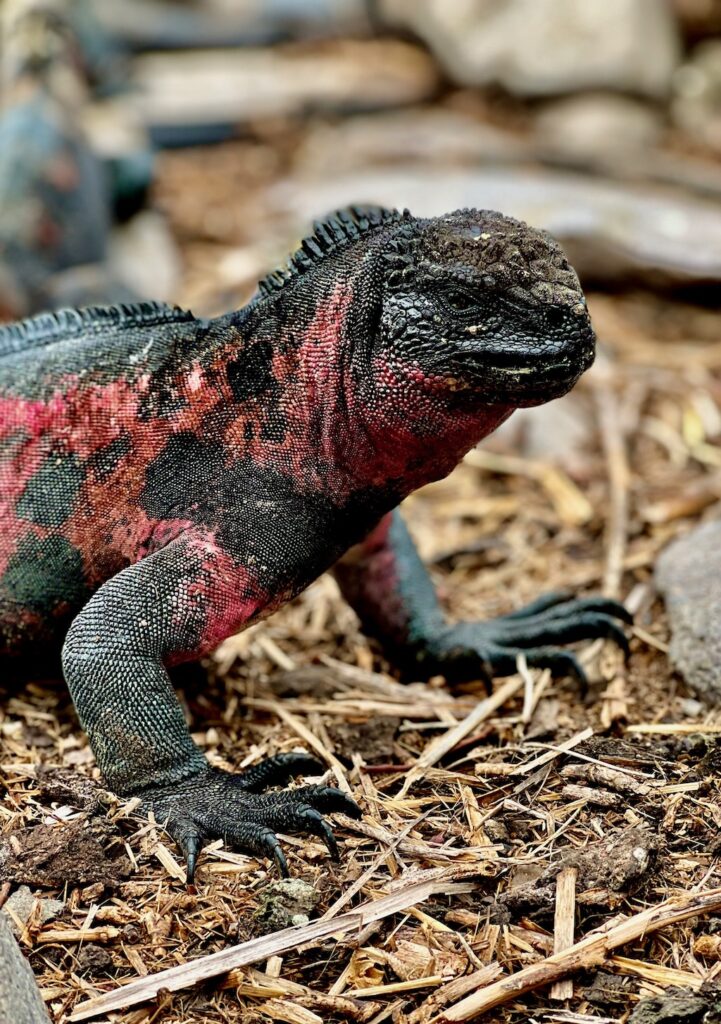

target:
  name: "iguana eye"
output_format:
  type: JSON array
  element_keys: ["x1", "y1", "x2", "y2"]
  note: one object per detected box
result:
[{"x1": 445, "y1": 290, "x2": 477, "y2": 312}]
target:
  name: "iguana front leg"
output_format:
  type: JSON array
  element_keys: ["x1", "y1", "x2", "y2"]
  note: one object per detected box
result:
[
  {"x1": 62, "y1": 533, "x2": 359, "y2": 882},
  {"x1": 333, "y1": 510, "x2": 631, "y2": 691}
]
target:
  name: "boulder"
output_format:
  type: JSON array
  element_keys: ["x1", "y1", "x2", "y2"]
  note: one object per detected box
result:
[
  {"x1": 656, "y1": 519, "x2": 721, "y2": 702},
  {"x1": 379, "y1": 0, "x2": 680, "y2": 97}
]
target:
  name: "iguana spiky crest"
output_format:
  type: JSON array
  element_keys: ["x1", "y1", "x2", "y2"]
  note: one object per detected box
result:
[
  {"x1": 0, "y1": 301, "x2": 193, "y2": 358},
  {"x1": 256, "y1": 205, "x2": 410, "y2": 298}
]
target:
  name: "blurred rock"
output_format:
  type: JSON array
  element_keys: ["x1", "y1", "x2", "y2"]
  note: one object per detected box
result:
[
  {"x1": 534, "y1": 94, "x2": 663, "y2": 171},
  {"x1": 95, "y1": 0, "x2": 371, "y2": 51},
  {"x1": 108, "y1": 210, "x2": 182, "y2": 302},
  {"x1": 82, "y1": 98, "x2": 155, "y2": 220},
  {"x1": 489, "y1": 395, "x2": 593, "y2": 476},
  {"x1": 379, "y1": 0, "x2": 680, "y2": 97},
  {"x1": 133, "y1": 40, "x2": 439, "y2": 146},
  {"x1": 296, "y1": 108, "x2": 527, "y2": 174},
  {"x1": 673, "y1": 40, "x2": 721, "y2": 154},
  {"x1": 656, "y1": 520, "x2": 721, "y2": 702},
  {"x1": 673, "y1": 0, "x2": 721, "y2": 41},
  {"x1": 44, "y1": 264, "x2": 139, "y2": 310},
  {"x1": 274, "y1": 166, "x2": 721, "y2": 287},
  {"x1": 0, "y1": 0, "x2": 111, "y2": 318}
]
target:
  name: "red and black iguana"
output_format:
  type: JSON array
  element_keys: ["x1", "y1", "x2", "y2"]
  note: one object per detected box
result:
[{"x1": 0, "y1": 205, "x2": 629, "y2": 881}]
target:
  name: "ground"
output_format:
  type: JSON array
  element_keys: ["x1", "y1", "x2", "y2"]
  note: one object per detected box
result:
[{"x1": 2, "y1": 134, "x2": 721, "y2": 1024}]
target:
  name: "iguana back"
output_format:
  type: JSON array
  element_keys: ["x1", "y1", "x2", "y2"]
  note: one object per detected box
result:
[{"x1": 0, "y1": 301, "x2": 211, "y2": 657}]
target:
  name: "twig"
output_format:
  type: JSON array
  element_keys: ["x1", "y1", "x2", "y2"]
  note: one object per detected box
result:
[
  {"x1": 398, "y1": 676, "x2": 523, "y2": 797},
  {"x1": 408, "y1": 964, "x2": 503, "y2": 1024},
  {"x1": 249, "y1": 698, "x2": 352, "y2": 794},
  {"x1": 431, "y1": 886, "x2": 721, "y2": 1021},
  {"x1": 321, "y1": 812, "x2": 431, "y2": 922},
  {"x1": 511, "y1": 727, "x2": 593, "y2": 777},
  {"x1": 594, "y1": 380, "x2": 629, "y2": 599},
  {"x1": 70, "y1": 869, "x2": 478, "y2": 1020},
  {"x1": 550, "y1": 867, "x2": 577, "y2": 1001}
]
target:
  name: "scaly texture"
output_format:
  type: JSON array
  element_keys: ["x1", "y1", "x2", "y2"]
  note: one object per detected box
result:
[{"x1": 0, "y1": 205, "x2": 629, "y2": 879}]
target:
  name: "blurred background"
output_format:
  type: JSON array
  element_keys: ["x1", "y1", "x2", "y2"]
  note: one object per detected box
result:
[{"x1": 4, "y1": 0, "x2": 721, "y2": 316}]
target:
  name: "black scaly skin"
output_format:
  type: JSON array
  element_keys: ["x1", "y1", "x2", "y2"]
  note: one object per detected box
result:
[{"x1": 0, "y1": 206, "x2": 630, "y2": 882}]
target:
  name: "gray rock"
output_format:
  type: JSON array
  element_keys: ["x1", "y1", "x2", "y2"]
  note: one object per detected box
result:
[
  {"x1": 132, "y1": 40, "x2": 438, "y2": 133},
  {"x1": 295, "y1": 108, "x2": 527, "y2": 175},
  {"x1": 673, "y1": 40, "x2": 721, "y2": 154},
  {"x1": 628, "y1": 985, "x2": 721, "y2": 1023},
  {"x1": 96, "y1": 0, "x2": 371, "y2": 50},
  {"x1": 2, "y1": 886, "x2": 64, "y2": 938},
  {"x1": 534, "y1": 94, "x2": 663, "y2": 170},
  {"x1": 656, "y1": 520, "x2": 721, "y2": 701},
  {"x1": 496, "y1": 394, "x2": 593, "y2": 476},
  {"x1": 379, "y1": 0, "x2": 680, "y2": 97},
  {"x1": 0, "y1": 913, "x2": 50, "y2": 1024},
  {"x1": 254, "y1": 877, "x2": 320, "y2": 933}
]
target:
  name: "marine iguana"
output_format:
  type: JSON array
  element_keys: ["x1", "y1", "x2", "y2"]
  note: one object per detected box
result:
[{"x1": 0, "y1": 205, "x2": 629, "y2": 881}]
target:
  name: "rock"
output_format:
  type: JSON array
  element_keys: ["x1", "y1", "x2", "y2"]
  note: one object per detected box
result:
[
  {"x1": 133, "y1": 40, "x2": 438, "y2": 145},
  {"x1": 379, "y1": 0, "x2": 680, "y2": 97},
  {"x1": 534, "y1": 94, "x2": 663, "y2": 171},
  {"x1": 2, "y1": 887, "x2": 65, "y2": 937},
  {"x1": 0, "y1": 818, "x2": 131, "y2": 889},
  {"x1": 254, "y1": 878, "x2": 320, "y2": 933},
  {"x1": 75, "y1": 943, "x2": 113, "y2": 975},
  {"x1": 273, "y1": 166, "x2": 721, "y2": 287},
  {"x1": 656, "y1": 519, "x2": 721, "y2": 702},
  {"x1": 108, "y1": 210, "x2": 182, "y2": 301},
  {"x1": 585, "y1": 971, "x2": 634, "y2": 1008},
  {"x1": 296, "y1": 108, "x2": 527, "y2": 175},
  {"x1": 94, "y1": 0, "x2": 371, "y2": 51},
  {"x1": 0, "y1": 913, "x2": 51, "y2": 1024},
  {"x1": 673, "y1": 40, "x2": 721, "y2": 154},
  {"x1": 673, "y1": 0, "x2": 721, "y2": 42},
  {"x1": 628, "y1": 985, "x2": 721, "y2": 1023},
  {"x1": 488, "y1": 394, "x2": 593, "y2": 476}
]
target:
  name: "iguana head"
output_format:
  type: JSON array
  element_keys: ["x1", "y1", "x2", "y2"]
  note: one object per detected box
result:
[
  {"x1": 254, "y1": 206, "x2": 594, "y2": 416},
  {"x1": 376, "y1": 208, "x2": 594, "y2": 409}
]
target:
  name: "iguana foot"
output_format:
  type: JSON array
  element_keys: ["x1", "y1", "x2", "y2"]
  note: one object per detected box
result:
[
  {"x1": 422, "y1": 591, "x2": 632, "y2": 693},
  {"x1": 139, "y1": 754, "x2": 361, "y2": 883}
]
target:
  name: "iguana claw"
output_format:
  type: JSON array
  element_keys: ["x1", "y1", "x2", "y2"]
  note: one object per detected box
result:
[
  {"x1": 139, "y1": 756, "x2": 361, "y2": 884},
  {"x1": 426, "y1": 592, "x2": 633, "y2": 694}
]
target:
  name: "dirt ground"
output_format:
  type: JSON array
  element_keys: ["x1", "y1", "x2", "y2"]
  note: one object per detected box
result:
[{"x1": 3, "y1": 120, "x2": 721, "y2": 1024}]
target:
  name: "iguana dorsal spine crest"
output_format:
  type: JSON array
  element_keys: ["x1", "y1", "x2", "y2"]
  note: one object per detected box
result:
[{"x1": 256, "y1": 205, "x2": 411, "y2": 298}]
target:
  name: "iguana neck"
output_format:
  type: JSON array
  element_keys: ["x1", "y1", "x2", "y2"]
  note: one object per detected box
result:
[{"x1": 203, "y1": 293, "x2": 513, "y2": 506}]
